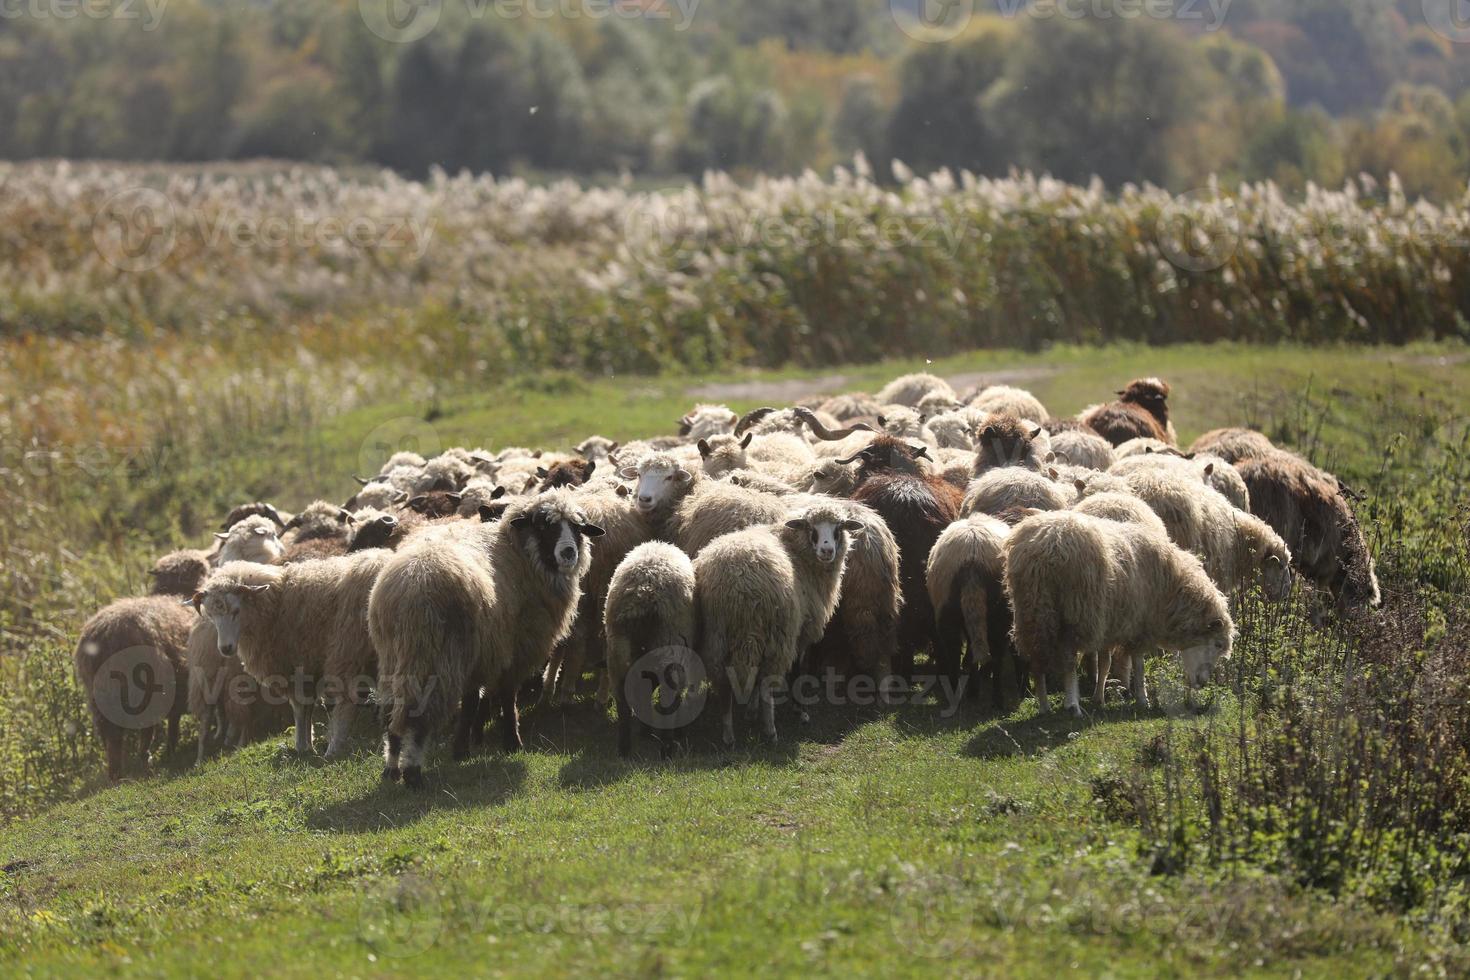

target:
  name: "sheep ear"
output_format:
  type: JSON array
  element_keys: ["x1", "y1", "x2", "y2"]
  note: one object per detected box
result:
[
  {"x1": 1116, "y1": 390, "x2": 1127, "y2": 397},
  {"x1": 840, "y1": 519, "x2": 865, "y2": 535},
  {"x1": 918, "y1": 413, "x2": 928, "y2": 424},
  {"x1": 214, "y1": 532, "x2": 230, "y2": 541},
  {"x1": 532, "y1": 451, "x2": 543, "y2": 459},
  {"x1": 578, "y1": 523, "x2": 606, "y2": 538},
  {"x1": 392, "y1": 491, "x2": 409, "y2": 504},
  {"x1": 877, "y1": 415, "x2": 887, "y2": 428},
  {"x1": 697, "y1": 439, "x2": 712, "y2": 458},
  {"x1": 408, "y1": 495, "x2": 428, "y2": 509},
  {"x1": 337, "y1": 508, "x2": 353, "y2": 523},
  {"x1": 785, "y1": 519, "x2": 809, "y2": 531},
  {"x1": 1030, "y1": 425, "x2": 1043, "y2": 438},
  {"x1": 1146, "y1": 446, "x2": 1155, "y2": 454},
  {"x1": 740, "y1": 433, "x2": 753, "y2": 449},
  {"x1": 447, "y1": 492, "x2": 463, "y2": 504},
  {"x1": 491, "y1": 486, "x2": 507, "y2": 500},
  {"x1": 184, "y1": 592, "x2": 205, "y2": 612},
  {"x1": 1074, "y1": 479, "x2": 1087, "y2": 494},
  {"x1": 609, "y1": 442, "x2": 620, "y2": 453},
  {"x1": 909, "y1": 445, "x2": 931, "y2": 460},
  {"x1": 478, "y1": 506, "x2": 500, "y2": 523},
  {"x1": 1048, "y1": 468, "x2": 1059, "y2": 480},
  {"x1": 615, "y1": 484, "x2": 630, "y2": 498},
  {"x1": 1202, "y1": 463, "x2": 1215, "y2": 476},
  {"x1": 511, "y1": 515, "x2": 532, "y2": 528},
  {"x1": 674, "y1": 469, "x2": 693, "y2": 483},
  {"x1": 535, "y1": 467, "x2": 549, "y2": 479},
  {"x1": 585, "y1": 461, "x2": 596, "y2": 477},
  {"x1": 617, "y1": 466, "x2": 639, "y2": 480}
]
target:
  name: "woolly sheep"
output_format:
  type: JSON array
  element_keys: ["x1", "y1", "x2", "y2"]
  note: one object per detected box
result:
[
  {"x1": 370, "y1": 492, "x2": 604, "y2": 787},
  {"x1": 1113, "y1": 437, "x2": 1174, "y2": 459},
  {"x1": 961, "y1": 468, "x2": 1073, "y2": 520},
  {"x1": 618, "y1": 451, "x2": 701, "y2": 539},
  {"x1": 1004, "y1": 511, "x2": 1234, "y2": 714},
  {"x1": 379, "y1": 451, "x2": 427, "y2": 475},
  {"x1": 1110, "y1": 450, "x2": 1250, "y2": 511},
  {"x1": 220, "y1": 502, "x2": 288, "y2": 533},
  {"x1": 75, "y1": 597, "x2": 194, "y2": 781},
  {"x1": 972, "y1": 414, "x2": 1049, "y2": 478},
  {"x1": 724, "y1": 469, "x2": 801, "y2": 496},
  {"x1": 575, "y1": 436, "x2": 620, "y2": 464},
  {"x1": 1047, "y1": 428, "x2": 1116, "y2": 472},
  {"x1": 876, "y1": 406, "x2": 928, "y2": 440},
  {"x1": 1072, "y1": 491, "x2": 1169, "y2": 538},
  {"x1": 876, "y1": 373, "x2": 955, "y2": 409},
  {"x1": 604, "y1": 542, "x2": 697, "y2": 757},
  {"x1": 926, "y1": 514, "x2": 1020, "y2": 703},
  {"x1": 1191, "y1": 427, "x2": 1275, "y2": 464},
  {"x1": 923, "y1": 408, "x2": 987, "y2": 451},
  {"x1": 816, "y1": 392, "x2": 884, "y2": 421},
  {"x1": 197, "y1": 551, "x2": 390, "y2": 759},
  {"x1": 806, "y1": 500, "x2": 903, "y2": 680},
  {"x1": 968, "y1": 385, "x2": 1049, "y2": 425},
  {"x1": 147, "y1": 551, "x2": 212, "y2": 598},
  {"x1": 214, "y1": 515, "x2": 287, "y2": 566},
  {"x1": 695, "y1": 502, "x2": 863, "y2": 744},
  {"x1": 1078, "y1": 378, "x2": 1177, "y2": 447},
  {"x1": 347, "y1": 479, "x2": 409, "y2": 512},
  {"x1": 916, "y1": 391, "x2": 963, "y2": 417},
  {"x1": 678, "y1": 404, "x2": 739, "y2": 441}
]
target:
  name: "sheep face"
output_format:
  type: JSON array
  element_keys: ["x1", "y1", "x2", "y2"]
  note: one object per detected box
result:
[
  {"x1": 809, "y1": 460, "x2": 856, "y2": 496},
  {"x1": 199, "y1": 586, "x2": 266, "y2": 658},
  {"x1": 785, "y1": 515, "x2": 864, "y2": 565},
  {"x1": 620, "y1": 460, "x2": 692, "y2": 515},
  {"x1": 215, "y1": 518, "x2": 286, "y2": 565},
  {"x1": 1262, "y1": 552, "x2": 1293, "y2": 602},
  {"x1": 510, "y1": 501, "x2": 606, "y2": 578},
  {"x1": 1177, "y1": 618, "x2": 1233, "y2": 690}
]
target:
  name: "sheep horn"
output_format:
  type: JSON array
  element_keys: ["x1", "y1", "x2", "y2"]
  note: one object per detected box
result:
[
  {"x1": 734, "y1": 407, "x2": 778, "y2": 437},
  {"x1": 833, "y1": 452, "x2": 867, "y2": 466},
  {"x1": 791, "y1": 406, "x2": 869, "y2": 442}
]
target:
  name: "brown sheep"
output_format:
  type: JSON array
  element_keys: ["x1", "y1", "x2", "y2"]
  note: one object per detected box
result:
[
  {"x1": 1235, "y1": 451, "x2": 1381, "y2": 609},
  {"x1": 147, "y1": 551, "x2": 212, "y2": 598},
  {"x1": 1190, "y1": 427, "x2": 1276, "y2": 464},
  {"x1": 1078, "y1": 378, "x2": 1176, "y2": 447},
  {"x1": 972, "y1": 414, "x2": 1047, "y2": 478}
]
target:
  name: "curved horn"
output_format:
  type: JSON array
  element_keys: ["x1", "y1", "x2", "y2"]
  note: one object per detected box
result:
[
  {"x1": 791, "y1": 406, "x2": 870, "y2": 442},
  {"x1": 734, "y1": 407, "x2": 779, "y2": 437},
  {"x1": 833, "y1": 452, "x2": 868, "y2": 466}
]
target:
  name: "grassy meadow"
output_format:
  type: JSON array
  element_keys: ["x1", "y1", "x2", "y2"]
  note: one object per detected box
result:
[{"x1": 2, "y1": 339, "x2": 1468, "y2": 976}]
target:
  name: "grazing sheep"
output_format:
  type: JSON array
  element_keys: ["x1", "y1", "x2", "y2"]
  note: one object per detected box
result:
[
  {"x1": 1078, "y1": 378, "x2": 1176, "y2": 447},
  {"x1": 1235, "y1": 451, "x2": 1381, "y2": 609},
  {"x1": 370, "y1": 492, "x2": 604, "y2": 787},
  {"x1": 197, "y1": 551, "x2": 390, "y2": 760},
  {"x1": 695, "y1": 503, "x2": 863, "y2": 743},
  {"x1": 1004, "y1": 511, "x2": 1234, "y2": 714},
  {"x1": 147, "y1": 551, "x2": 212, "y2": 598},
  {"x1": 817, "y1": 392, "x2": 884, "y2": 421},
  {"x1": 1047, "y1": 428, "x2": 1116, "y2": 472},
  {"x1": 805, "y1": 501, "x2": 903, "y2": 680},
  {"x1": 926, "y1": 514, "x2": 1021, "y2": 703},
  {"x1": 1119, "y1": 467, "x2": 1208, "y2": 553},
  {"x1": 75, "y1": 597, "x2": 194, "y2": 781},
  {"x1": 1191, "y1": 427, "x2": 1275, "y2": 464},
  {"x1": 969, "y1": 385, "x2": 1049, "y2": 425},
  {"x1": 678, "y1": 404, "x2": 739, "y2": 441},
  {"x1": 575, "y1": 436, "x2": 620, "y2": 465},
  {"x1": 876, "y1": 373, "x2": 955, "y2": 408},
  {"x1": 961, "y1": 469, "x2": 1072, "y2": 521},
  {"x1": 840, "y1": 436, "x2": 963, "y2": 677},
  {"x1": 604, "y1": 542, "x2": 697, "y2": 757},
  {"x1": 972, "y1": 414, "x2": 1048, "y2": 478}
]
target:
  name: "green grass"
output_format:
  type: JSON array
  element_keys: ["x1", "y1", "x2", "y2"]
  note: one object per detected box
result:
[{"x1": 2, "y1": 342, "x2": 1469, "y2": 976}]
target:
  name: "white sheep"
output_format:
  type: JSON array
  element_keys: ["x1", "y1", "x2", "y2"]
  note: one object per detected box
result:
[
  {"x1": 1113, "y1": 436, "x2": 1173, "y2": 459},
  {"x1": 1047, "y1": 429, "x2": 1116, "y2": 472},
  {"x1": 1004, "y1": 510, "x2": 1234, "y2": 714},
  {"x1": 876, "y1": 372, "x2": 955, "y2": 408},
  {"x1": 604, "y1": 542, "x2": 697, "y2": 757},
  {"x1": 961, "y1": 468, "x2": 1073, "y2": 520},
  {"x1": 926, "y1": 514, "x2": 1015, "y2": 698},
  {"x1": 968, "y1": 385, "x2": 1049, "y2": 424},
  {"x1": 369, "y1": 492, "x2": 603, "y2": 787},
  {"x1": 679, "y1": 404, "x2": 739, "y2": 441},
  {"x1": 695, "y1": 503, "x2": 863, "y2": 744},
  {"x1": 196, "y1": 550, "x2": 390, "y2": 760},
  {"x1": 1110, "y1": 451, "x2": 1250, "y2": 511},
  {"x1": 618, "y1": 451, "x2": 702, "y2": 539}
]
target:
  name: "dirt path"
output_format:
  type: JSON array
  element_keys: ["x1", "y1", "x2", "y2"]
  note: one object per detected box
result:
[{"x1": 687, "y1": 365, "x2": 1059, "y2": 404}]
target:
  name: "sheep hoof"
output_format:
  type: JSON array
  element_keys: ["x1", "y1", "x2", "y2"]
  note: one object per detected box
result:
[
  {"x1": 380, "y1": 766, "x2": 401, "y2": 783},
  {"x1": 1068, "y1": 704, "x2": 1084, "y2": 719},
  {"x1": 401, "y1": 767, "x2": 425, "y2": 790}
]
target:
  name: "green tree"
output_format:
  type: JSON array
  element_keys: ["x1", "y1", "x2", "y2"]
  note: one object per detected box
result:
[{"x1": 886, "y1": 27, "x2": 1010, "y2": 175}]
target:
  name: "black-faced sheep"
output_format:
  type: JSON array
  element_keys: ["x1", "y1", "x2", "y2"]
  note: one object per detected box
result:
[
  {"x1": 281, "y1": 501, "x2": 355, "y2": 562},
  {"x1": 694, "y1": 503, "x2": 862, "y2": 744},
  {"x1": 369, "y1": 492, "x2": 604, "y2": 787},
  {"x1": 604, "y1": 542, "x2": 697, "y2": 757},
  {"x1": 1004, "y1": 511, "x2": 1234, "y2": 715},
  {"x1": 536, "y1": 459, "x2": 597, "y2": 492},
  {"x1": 75, "y1": 597, "x2": 194, "y2": 781},
  {"x1": 1078, "y1": 378, "x2": 1176, "y2": 447},
  {"x1": 1235, "y1": 451, "x2": 1380, "y2": 610},
  {"x1": 197, "y1": 550, "x2": 390, "y2": 759}
]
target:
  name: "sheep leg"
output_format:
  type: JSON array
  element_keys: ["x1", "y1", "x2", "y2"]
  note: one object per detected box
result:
[
  {"x1": 719, "y1": 684, "x2": 736, "y2": 747},
  {"x1": 381, "y1": 732, "x2": 402, "y2": 783},
  {"x1": 399, "y1": 719, "x2": 429, "y2": 790},
  {"x1": 451, "y1": 688, "x2": 480, "y2": 761},
  {"x1": 499, "y1": 685, "x2": 523, "y2": 753},
  {"x1": 138, "y1": 725, "x2": 156, "y2": 769},
  {"x1": 1063, "y1": 669, "x2": 1083, "y2": 718},
  {"x1": 1092, "y1": 650, "x2": 1111, "y2": 706},
  {"x1": 1130, "y1": 651, "x2": 1149, "y2": 708},
  {"x1": 105, "y1": 731, "x2": 125, "y2": 783},
  {"x1": 759, "y1": 680, "x2": 778, "y2": 743},
  {"x1": 615, "y1": 679, "x2": 635, "y2": 758},
  {"x1": 1032, "y1": 663, "x2": 1049, "y2": 714},
  {"x1": 323, "y1": 700, "x2": 357, "y2": 760},
  {"x1": 290, "y1": 699, "x2": 315, "y2": 755}
]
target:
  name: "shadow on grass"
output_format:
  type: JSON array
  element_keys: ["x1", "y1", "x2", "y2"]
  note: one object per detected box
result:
[
  {"x1": 962, "y1": 701, "x2": 1166, "y2": 760},
  {"x1": 307, "y1": 755, "x2": 529, "y2": 833}
]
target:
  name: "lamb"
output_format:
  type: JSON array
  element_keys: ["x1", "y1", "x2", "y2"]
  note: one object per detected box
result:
[
  {"x1": 695, "y1": 503, "x2": 863, "y2": 743},
  {"x1": 1004, "y1": 511, "x2": 1234, "y2": 715},
  {"x1": 1046, "y1": 428, "x2": 1116, "y2": 472},
  {"x1": 75, "y1": 597, "x2": 194, "y2": 781},
  {"x1": 678, "y1": 404, "x2": 739, "y2": 441},
  {"x1": 370, "y1": 492, "x2": 604, "y2": 786},
  {"x1": 1078, "y1": 378, "x2": 1177, "y2": 447},
  {"x1": 926, "y1": 514, "x2": 1021, "y2": 704},
  {"x1": 961, "y1": 468, "x2": 1072, "y2": 521},
  {"x1": 1191, "y1": 427, "x2": 1275, "y2": 463},
  {"x1": 1235, "y1": 451, "x2": 1381, "y2": 609},
  {"x1": 972, "y1": 414, "x2": 1048, "y2": 477},
  {"x1": 840, "y1": 436, "x2": 963, "y2": 677},
  {"x1": 968, "y1": 385, "x2": 1049, "y2": 425},
  {"x1": 604, "y1": 542, "x2": 697, "y2": 757},
  {"x1": 196, "y1": 550, "x2": 390, "y2": 760},
  {"x1": 875, "y1": 372, "x2": 955, "y2": 408}
]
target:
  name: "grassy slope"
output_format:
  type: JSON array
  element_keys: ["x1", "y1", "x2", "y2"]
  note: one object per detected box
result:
[{"x1": 3, "y1": 343, "x2": 1467, "y2": 977}]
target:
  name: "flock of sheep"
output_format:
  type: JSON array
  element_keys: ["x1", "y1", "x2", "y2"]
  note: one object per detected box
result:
[{"x1": 75, "y1": 372, "x2": 1382, "y2": 787}]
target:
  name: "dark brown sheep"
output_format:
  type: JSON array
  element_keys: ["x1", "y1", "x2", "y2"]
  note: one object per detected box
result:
[
  {"x1": 972, "y1": 414, "x2": 1046, "y2": 478},
  {"x1": 1078, "y1": 378, "x2": 1175, "y2": 447},
  {"x1": 146, "y1": 551, "x2": 212, "y2": 597},
  {"x1": 220, "y1": 502, "x2": 288, "y2": 533},
  {"x1": 536, "y1": 459, "x2": 596, "y2": 492}
]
